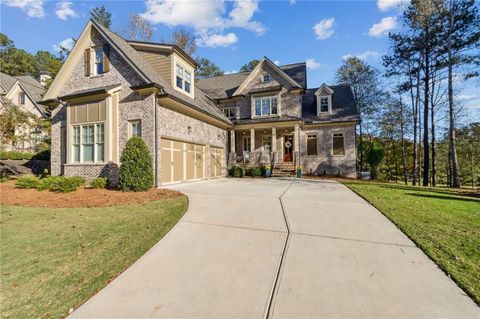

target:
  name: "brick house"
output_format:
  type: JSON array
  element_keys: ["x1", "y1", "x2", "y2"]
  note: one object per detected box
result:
[{"x1": 41, "y1": 19, "x2": 359, "y2": 186}]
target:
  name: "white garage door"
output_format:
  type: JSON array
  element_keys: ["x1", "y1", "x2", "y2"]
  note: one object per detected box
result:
[
  {"x1": 161, "y1": 138, "x2": 205, "y2": 184},
  {"x1": 210, "y1": 146, "x2": 225, "y2": 178}
]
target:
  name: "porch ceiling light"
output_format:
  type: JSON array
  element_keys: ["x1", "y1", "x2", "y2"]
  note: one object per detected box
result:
[{"x1": 187, "y1": 126, "x2": 192, "y2": 134}]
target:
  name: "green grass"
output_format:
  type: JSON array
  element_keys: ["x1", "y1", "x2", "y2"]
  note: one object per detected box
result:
[
  {"x1": 342, "y1": 181, "x2": 480, "y2": 305},
  {"x1": 0, "y1": 197, "x2": 188, "y2": 319}
]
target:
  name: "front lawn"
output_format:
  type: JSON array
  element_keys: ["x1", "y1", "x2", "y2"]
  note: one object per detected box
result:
[
  {"x1": 342, "y1": 181, "x2": 480, "y2": 305},
  {"x1": 0, "y1": 197, "x2": 188, "y2": 319}
]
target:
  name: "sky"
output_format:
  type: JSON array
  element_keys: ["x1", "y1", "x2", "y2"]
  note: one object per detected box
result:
[{"x1": 1, "y1": 0, "x2": 479, "y2": 123}]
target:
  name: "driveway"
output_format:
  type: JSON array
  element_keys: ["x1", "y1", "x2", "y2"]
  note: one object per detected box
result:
[{"x1": 70, "y1": 179, "x2": 478, "y2": 318}]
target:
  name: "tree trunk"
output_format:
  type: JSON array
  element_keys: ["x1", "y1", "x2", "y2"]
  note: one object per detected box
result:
[
  {"x1": 392, "y1": 138, "x2": 399, "y2": 182},
  {"x1": 447, "y1": 9, "x2": 461, "y2": 188},
  {"x1": 400, "y1": 95, "x2": 408, "y2": 185},
  {"x1": 359, "y1": 123, "x2": 364, "y2": 172},
  {"x1": 423, "y1": 30, "x2": 430, "y2": 187},
  {"x1": 431, "y1": 75, "x2": 436, "y2": 187},
  {"x1": 410, "y1": 64, "x2": 419, "y2": 186}
]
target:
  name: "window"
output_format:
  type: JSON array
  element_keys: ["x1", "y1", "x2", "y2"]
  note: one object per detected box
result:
[
  {"x1": 222, "y1": 108, "x2": 235, "y2": 119},
  {"x1": 18, "y1": 92, "x2": 25, "y2": 105},
  {"x1": 307, "y1": 135, "x2": 317, "y2": 155},
  {"x1": 175, "y1": 64, "x2": 193, "y2": 94},
  {"x1": 262, "y1": 74, "x2": 271, "y2": 82},
  {"x1": 129, "y1": 120, "x2": 142, "y2": 138},
  {"x1": 254, "y1": 96, "x2": 278, "y2": 116},
  {"x1": 243, "y1": 136, "x2": 251, "y2": 152},
  {"x1": 94, "y1": 47, "x2": 104, "y2": 75},
  {"x1": 333, "y1": 133, "x2": 345, "y2": 156},
  {"x1": 320, "y1": 97, "x2": 329, "y2": 112},
  {"x1": 72, "y1": 123, "x2": 105, "y2": 163},
  {"x1": 262, "y1": 135, "x2": 272, "y2": 152},
  {"x1": 73, "y1": 126, "x2": 80, "y2": 162}
]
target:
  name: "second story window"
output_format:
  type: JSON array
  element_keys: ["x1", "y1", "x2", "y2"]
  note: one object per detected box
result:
[
  {"x1": 94, "y1": 47, "x2": 104, "y2": 75},
  {"x1": 254, "y1": 96, "x2": 278, "y2": 117},
  {"x1": 175, "y1": 64, "x2": 192, "y2": 94},
  {"x1": 222, "y1": 107, "x2": 235, "y2": 119},
  {"x1": 84, "y1": 45, "x2": 110, "y2": 77},
  {"x1": 320, "y1": 97, "x2": 329, "y2": 112},
  {"x1": 262, "y1": 74, "x2": 271, "y2": 82},
  {"x1": 18, "y1": 92, "x2": 25, "y2": 105}
]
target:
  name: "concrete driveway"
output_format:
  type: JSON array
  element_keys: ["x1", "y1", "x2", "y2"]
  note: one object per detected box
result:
[{"x1": 70, "y1": 178, "x2": 479, "y2": 318}]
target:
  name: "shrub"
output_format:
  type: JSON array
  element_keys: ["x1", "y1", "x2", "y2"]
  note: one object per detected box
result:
[
  {"x1": 31, "y1": 149, "x2": 50, "y2": 160},
  {"x1": 250, "y1": 166, "x2": 262, "y2": 177},
  {"x1": 0, "y1": 150, "x2": 34, "y2": 160},
  {"x1": 37, "y1": 176, "x2": 85, "y2": 192},
  {"x1": 119, "y1": 137, "x2": 154, "y2": 191},
  {"x1": 229, "y1": 166, "x2": 244, "y2": 178},
  {"x1": 15, "y1": 175, "x2": 40, "y2": 189},
  {"x1": 90, "y1": 177, "x2": 107, "y2": 189},
  {"x1": 244, "y1": 167, "x2": 252, "y2": 176},
  {"x1": 366, "y1": 143, "x2": 384, "y2": 180}
]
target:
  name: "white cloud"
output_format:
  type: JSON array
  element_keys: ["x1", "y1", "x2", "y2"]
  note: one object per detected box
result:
[
  {"x1": 377, "y1": 0, "x2": 406, "y2": 12},
  {"x1": 313, "y1": 18, "x2": 334, "y2": 40},
  {"x1": 342, "y1": 51, "x2": 381, "y2": 61},
  {"x1": 3, "y1": 0, "x2": 45, "y2": 18},
  {"x1": 196, "y1": 33, "x2": 238, "y2": 48},
  {"x1": 55, "y1": 1, "x2": 77, "y2": 20},
  {"x1": 53, "y1": 38, "x2": 75, "y2": 52},
  {"x1": 141, "y1": 0, "x2": 265, "y2": 47},
  {"x1": 225, "y1": 70, "x2": 238, "y2": 74},
  {"x1": 368, "y1": 16, "x2": 397, "y2": 37},
  {"x1": 289, "y1": 0, "x2": 296, "y2": 5},
  {"x1": 458, "y1": 94, "x2": 478, "y2": 102},
  {"x1": 306, "y1": 58, "x2": 320, "y2": 70},
  {"x1": 273, "y1": 60, "x2": 280, "y2": 65},
  {"x1": 226, "y1": 0, "x2": 265, "y2": 35}
]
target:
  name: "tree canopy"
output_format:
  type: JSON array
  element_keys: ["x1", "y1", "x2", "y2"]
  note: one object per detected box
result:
[
  {"x1": 240, "y1": 59, "x2": 260, "y2": 72},
  {"x1": 90, "y1": 5, "x2": 112, "y2": 29},
  {"x1": 195, "y1": 58, "x2": 224, "y2": 78}
]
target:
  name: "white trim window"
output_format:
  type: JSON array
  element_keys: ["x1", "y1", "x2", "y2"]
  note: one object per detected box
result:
[
  {"x1": 72, "y1": 123, "x2": 105, "y2": 163},
  {"x1": 175, "y1": 64, "x2": 192, "y2": 94},
  {"x1": 94, "y1": 47, "x2": 104, "y2": 75},
  {"x1": 243, "y1": 136, "x2": 251, "y2": 152},
  {"x1": 222, "y1": 107, "x2": 235, "y2": 119},
  {"x1": 319, "y1": 97, "x2": 329, "y2": 112},
  {"x1": 18, "y1": 92, "x2": 26, "y2": 105},
  {"x1": 332, "y1": 133, "x2": 345, "y2": 156},
  {"x1": 254, "y1": 96, "x2": 278, "y2": 117},
  {"x1": 262, "y1": 73, "x2": 271, "y2": 82},
  {"x1": 129, "y1": 120, "x2": 142, "y2": 138}
]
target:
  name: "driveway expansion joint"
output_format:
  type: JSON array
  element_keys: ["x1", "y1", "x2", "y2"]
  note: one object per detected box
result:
[
  {"x1": 180, "y1": 220, "x2": 286, "y2": 234},
  {"x1": 265, "y1": 180, "x2": 294, "y2": 319}
]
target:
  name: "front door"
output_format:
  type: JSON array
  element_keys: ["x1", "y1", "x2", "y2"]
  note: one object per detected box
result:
[{"x1": 283, "y1": 135, "x2": 294, "y2": 162}]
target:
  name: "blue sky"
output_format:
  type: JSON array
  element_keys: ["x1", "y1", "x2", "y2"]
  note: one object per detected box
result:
[{"x1": 1, "y1": 0, "x2": 478, "y2": 123}]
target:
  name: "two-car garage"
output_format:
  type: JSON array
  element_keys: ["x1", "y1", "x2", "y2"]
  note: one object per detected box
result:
[{"x1": 160, "y1": 137, "x2": 225, "y2": 184}]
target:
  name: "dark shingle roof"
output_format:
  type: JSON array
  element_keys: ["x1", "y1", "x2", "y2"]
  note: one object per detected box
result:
[
  {"x1": 0, "y1": 72, "x2": 45, "y2": 101},
  {"x1": 196, "y1": 62, "x2": 307, "y2": 100},
  {"x1": 302, "y1": 84, "x2": 360, "y2": 123},
  {"x1": 92, "y1": 20, "x2": 230, "y2": 125}
]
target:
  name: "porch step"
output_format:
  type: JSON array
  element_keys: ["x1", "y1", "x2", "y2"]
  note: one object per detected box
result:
[
  {"x1": 274, "y1": 163, "x2": 295, "y2": 170},
  {"x1": 272, "y1": 162, "x2": 295, "y2": 177}
]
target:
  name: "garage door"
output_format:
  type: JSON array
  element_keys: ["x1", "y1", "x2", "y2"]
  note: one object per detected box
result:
[
  {"x1": 161, "y1": 138, "x2": 205, "y2": 184},
  {"x1": 210, "y1": 146, "x2": 225, "y2": 178}
]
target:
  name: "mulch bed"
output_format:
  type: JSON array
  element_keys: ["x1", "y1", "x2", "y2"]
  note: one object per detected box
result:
[{"x1": 0, "y1": 180, "x2": 182, "y2": 208}]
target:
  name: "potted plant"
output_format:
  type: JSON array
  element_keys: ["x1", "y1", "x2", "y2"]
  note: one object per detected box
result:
[
  {"x1": 264, "y1": 165, "x2": 272, "y2": 177},
  {"x1": 296, "y1": 165, "x2": 302, "y2": 178}
]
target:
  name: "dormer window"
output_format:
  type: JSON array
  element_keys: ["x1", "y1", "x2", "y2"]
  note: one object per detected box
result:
[
  {"x1": 262, "y1": 74, "x2": 271, "y2": 82},
  {"x1": 175, "y1": 62, "x2": 193, "y2": 96},
  {"x1": 319, "y1": 97, "x2": 329, "y2": 112}
]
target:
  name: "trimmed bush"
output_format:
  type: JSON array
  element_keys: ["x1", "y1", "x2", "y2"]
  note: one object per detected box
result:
[
  {"x1": 119, "y1": 137, "x2": 154, "y2": 192},
  {"x1": 0, "y1": 151, "x2": 34, "y2": 160},
  {"x1": 15, "y1": 176, "x2": 40, "y2": 189},
  {"x1": 250, "y1": 166, "x2": 262, "y2": 177},
  {"x1": 37, "y1": 176, "x2": 85, "y2": 192},
  {"x1": 229, "y1": 166, "x2": 244, "y2": 178},
  {"x1": 90, "y1": 177, "x2": 107, "y2": 189}
]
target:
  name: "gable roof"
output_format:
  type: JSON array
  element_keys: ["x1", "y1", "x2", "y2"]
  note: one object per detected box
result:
[
  {"x1": 302, "y1": 84, "x2": 360, "y2": 123},
  {"x1": 197, "y1": 61, "x2": 307, "y2": 100},
  {"x1": 315, "y1": 83, "x2": 334, "y2": 95},
  {"x1": 43, "y1": 19, "x2": 230, "y2": 126},
  {"x1": 0, "y1": 72, "x2": 45, "y2": 101}
]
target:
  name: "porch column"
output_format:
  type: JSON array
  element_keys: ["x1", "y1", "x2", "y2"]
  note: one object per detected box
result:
[
  {"x1": 230, "y1": 130, "x2": 235, "y2": 153},
  {"x1": 271, "y1": 127, "x2": 277, "y2": 152},
  {"x1": 294, "y1": 124, "x2": 300, "y2": 165},
  {"x1": 250, "y1": 128, "x2": 255, "y2": 152}
]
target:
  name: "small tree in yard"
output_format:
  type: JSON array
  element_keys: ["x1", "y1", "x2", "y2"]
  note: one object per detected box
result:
[
  {"x1": 367, "y1": 143, "x2": 385, "y2": 180},
  {"x1": 119, "y1": 137, "x2": 153, "y2": 191}
]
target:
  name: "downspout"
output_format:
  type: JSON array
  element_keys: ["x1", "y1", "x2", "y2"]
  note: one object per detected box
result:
[{"x1": 154, "y1": 93, "x2": 159, "y2": 187}]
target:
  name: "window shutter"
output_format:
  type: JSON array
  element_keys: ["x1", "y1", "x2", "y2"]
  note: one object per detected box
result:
[
  {"x1": 84, "y1": 48, "x2": 90, "y2": 76},
  {"x1": 103, "y1": 44, "x2": 110, "y2": 72}
]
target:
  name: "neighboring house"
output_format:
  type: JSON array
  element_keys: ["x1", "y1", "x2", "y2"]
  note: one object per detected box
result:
[
  {"x1": 42, "y1": 19, "x2": 358, "y2": 187},
  {"x1": 0, "y1": 72, "x2": 48, "y2": 151}
]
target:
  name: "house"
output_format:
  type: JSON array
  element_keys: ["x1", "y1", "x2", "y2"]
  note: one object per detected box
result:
[
  {"x1": 0, "y1": 72, "x2": 48, "y2": 151},
  {"x1": 41, "y1": 19, "x2": 358, "y2": 186}
]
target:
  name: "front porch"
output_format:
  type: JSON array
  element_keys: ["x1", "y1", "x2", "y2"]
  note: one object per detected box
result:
[{"x1": 227, "y1": 123, "x2": 301, "y2": 169}]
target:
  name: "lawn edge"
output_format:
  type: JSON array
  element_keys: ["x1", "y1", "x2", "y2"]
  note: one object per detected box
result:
[{"x1": 341, "y1": 181, "x2": 480, "y2": 307}]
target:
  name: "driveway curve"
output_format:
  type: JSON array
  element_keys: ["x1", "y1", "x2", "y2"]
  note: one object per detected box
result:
[{"x1": 70, "y1": 179, "x2": 479, "y2": 318}]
